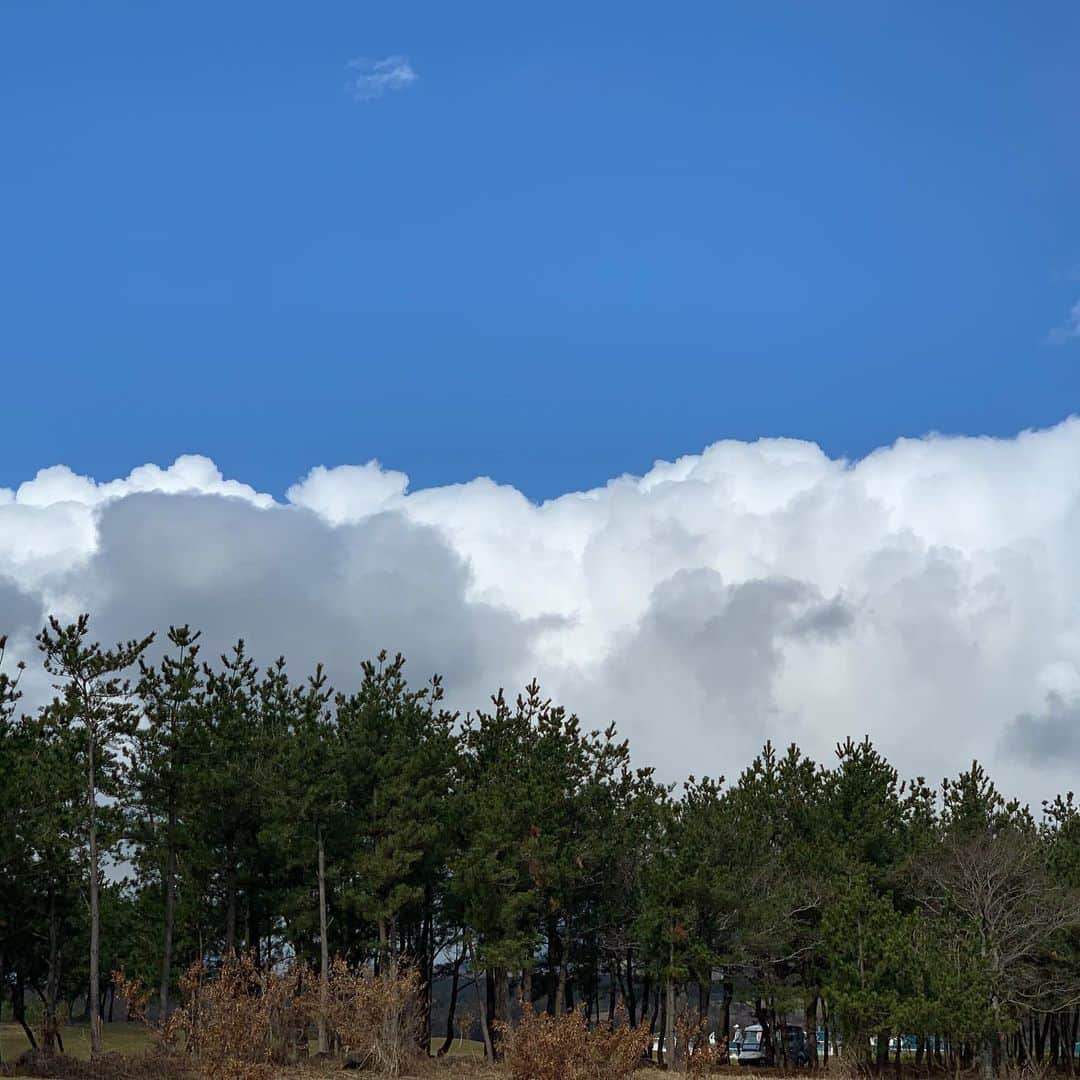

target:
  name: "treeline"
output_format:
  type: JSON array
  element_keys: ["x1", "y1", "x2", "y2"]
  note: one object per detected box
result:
[{"x1": 2, "y1": 618, "x2": 1080, "y2": 1074}]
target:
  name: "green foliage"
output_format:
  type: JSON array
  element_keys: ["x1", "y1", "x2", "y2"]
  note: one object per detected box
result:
[{"x1": 4, "y1": 612, "x2": 1080, "y2": 1076}]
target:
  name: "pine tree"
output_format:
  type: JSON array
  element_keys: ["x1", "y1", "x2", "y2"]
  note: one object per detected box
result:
[
  {"x1": 36, "y1": 615, "x2": 153, "y2": 1057},
  {"x1": 131, "y1": 625, "x2": 204, "y2": 1017}
]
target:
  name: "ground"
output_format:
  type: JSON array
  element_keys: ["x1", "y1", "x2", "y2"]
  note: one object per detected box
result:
[{"x1": 0, "y1": 1022, "x2": 491, "y2": 1077}]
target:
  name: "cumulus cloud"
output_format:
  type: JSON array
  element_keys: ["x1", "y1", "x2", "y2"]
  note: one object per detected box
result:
[
  {"x1": 4, "y1": 421, "x2": 1080, "y2": 804},
  {"x1": 344, "y1": 56, "x2": 417, "y2": 102},
  {"x1": 1046, "y1": 299, "x2": 1080, "y2": 345}
]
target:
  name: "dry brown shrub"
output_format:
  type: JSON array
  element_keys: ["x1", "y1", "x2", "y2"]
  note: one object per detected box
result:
[
  {"x1": 501, "y1": 1006, "x2": 650, "y2": 1080},
  {"x1": 159, "y1": 954, "x2": 312, "y2": 1079},
  {"x1": 311, "y1": 957, "x2": 424, "y2": 1076},
  {"x1": 107, "y1": 953, "x2": 425, "y2": 1078},
  {"x1": 112, "y1": 968, "x2": 152, "y2": 1024},
  {"x1": 675, "y1": 1010, "x2": 725, "y2": 1075}
]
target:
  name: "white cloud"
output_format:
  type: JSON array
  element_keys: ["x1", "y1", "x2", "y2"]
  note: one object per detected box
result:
[
  {"x1": 344, "y1": 55, "x2": 417, "y2": 103},
  {"x1": 4, "y1": 421, "x2": 1080, "y2": 805},
  {"x1": 1046, "y1": 299, "x2": 1080, "y2": 345}
]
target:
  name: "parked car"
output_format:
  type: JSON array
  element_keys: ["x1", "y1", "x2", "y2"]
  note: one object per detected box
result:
[
  {"x1": 737, "y1": 1025, "x2": 767, "y2": 1065},
  {"x1": 738, "y1": 1024, "x2": 811, "y2": 1066}
]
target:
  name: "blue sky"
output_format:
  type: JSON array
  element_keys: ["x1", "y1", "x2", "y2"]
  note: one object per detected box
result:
[{"x1": 2, "y1": 1, "x2": 1078, "y2": 499}]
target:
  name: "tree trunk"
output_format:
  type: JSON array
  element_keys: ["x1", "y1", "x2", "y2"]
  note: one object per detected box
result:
[
  {"x1": 419, "y1": 885, "x2": 434, "y2": 1046},
  {"x1": 224, "y1": 864, "x2": 238, "y2": 956},
  {"x1": 437, "y1": 946, "x2": 464, "y2": 1057},
  {"x1": 546, "y1": 918, "x2": 559, "y2": 1015},
  {"x1": 13, "y1": 972, "x2": 38, "y2": 1052},
  {"x1": 806, "y1": 996, "x2": 818, "y2": 1067},
  {"x1": 317, "y1": 826, "x2": 329, "y2": 1056},
  {"x1": 494, "y1": 967, "x2": 509, "y2": 1055},
  {"x1": 88, "y1": 726, "x2": 102, "y2": 1058},
  {"x1": 876, "y1": 1030, "x2": 890, "y2": 1073},
  {"x1": 755, "y1": 999, "x2": 770, "y2": 1064},
  {"x1": 522, "y1": 966, "x2": 533, "y2": 1012},
  {"x1": 626, "y1": 949, "x2": 638, "y2": 1027},
  {"x1": 471, "y1": 950, "x2": 495, "y2": 1062},
  {"x1": 44, "y1": 890, "x2": 61, "y2": 1053},
  {"x1": 643, "y1": 976, "x2": 652, "y2": 1049},
  {"x1": 160, "y1": 832, "x2": 177, "y2": 1019},
  {"x1": 658, "y1": 981, "x2": 668, "y2": 1068},
  {"x1": 247, "y1": 897, "x2": 260, "y2": 968},
  {"x1": 665, "y1": 929, "x2": 678, "y2": 1071}
]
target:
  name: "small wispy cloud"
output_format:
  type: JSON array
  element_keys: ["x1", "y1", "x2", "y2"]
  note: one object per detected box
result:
[
  {"x1": 1045, "y1": 299, "x2": 1080, "y2": 346},
  {"x1": 345, "y1": 55, "x2": 417, "y2": 103}
]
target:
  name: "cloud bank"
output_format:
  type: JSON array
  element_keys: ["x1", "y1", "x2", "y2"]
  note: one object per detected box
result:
[{"x1": 4, "y1": 420, "x2": 1080, "y2": 803}]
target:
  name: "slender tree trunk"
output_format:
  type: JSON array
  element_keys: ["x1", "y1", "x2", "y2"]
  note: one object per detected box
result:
[
  {"x1": 522, "y1": 966, "x2": 533, "y2": 1012},
  {"x1": 647, "y1": 981, "x2": 659, "y2": 1059},
  {"x1": 806, "y1": 996, "x2": 818, "y2": 1067},
  {"x1": 420, "y1": 886, "x2": 434, "y2": 1046},
  {"x1": 609, "y1": 961, "x2": 618, "y2": 1024},
  {"x1": 665, "y1": 930, "x2": 678, "y2": 1071},
  {"x1": 247, "y1": 897, "x2": 260, "y2": 968},
  {"x1": 546, "y1": 918, "x2": 559, "y2": 1015},
  {"x1": 755, "y1": 999, "x2": 770, "y2": 1064},
  {"x1": 44, "y1": 890, "x2": 61, "y2": 1053},
  {"x1": 626, "y1": 949, "x2": 638, "y2": 1027},
  {"x1": 470, "y1": 945, "x2": 495, "y2": 1062},
  {"x1": 317, "y1": 826, "x2": 329, "y2": 1055},
  {"x1": 160, "y1": 832, "x2": 177, "y2": 1019},
  {"x1": 658, "y1": 981, "x2": 668, "y2": 1068},
  {"x1": 494, "y1": 967, "x2": 509, "y2": 1054},
  {"x1": 1067, "y1": 1006, "x2": 1075, "y2": 1075},
  {"x1": 224, "y1": 864, "x2": 238, "y2": 956},
  {"x1": 437, "y1": 946, "x2": 464, "y2": 1057},
  {"x1": 88, "y1": 726, "x2": 102, "y2": 1058},
  {"x1": 1037, "y1": 1013, "x2": 1051, "y2": 1064},
  {"x1": 14, "y1": 973, "x2": 38, "y2": 1051},
  {"x1": 877, "y1": 1030, "x2": 890, "y2": 1073}
]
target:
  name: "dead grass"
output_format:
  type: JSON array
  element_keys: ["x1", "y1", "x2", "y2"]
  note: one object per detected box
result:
[{"x1": 0, "y1": 1021, "x2": 151, "y2": 1062}]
